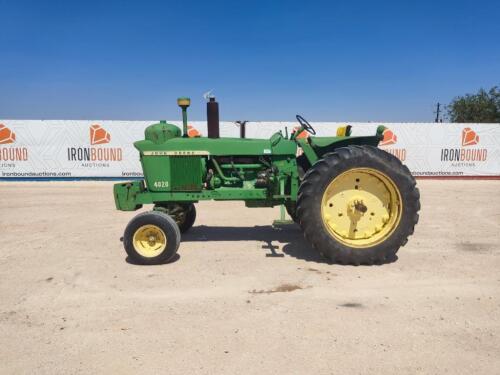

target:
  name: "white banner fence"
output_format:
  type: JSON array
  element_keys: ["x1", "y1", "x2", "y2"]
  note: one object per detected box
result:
[{"x1": 0, "y1": 120, "x2": 499, "y2": 179}]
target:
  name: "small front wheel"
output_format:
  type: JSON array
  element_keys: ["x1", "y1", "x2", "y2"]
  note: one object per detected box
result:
[
  {"x1": 177, "y1": 204, "x2": 196, "y2": 233},
  {"x1": 123, "y1": 211, "x2": 180, "y2": 265},
  {"x1": 154, "y1": 203, "x2": 197, "y2": 233}
]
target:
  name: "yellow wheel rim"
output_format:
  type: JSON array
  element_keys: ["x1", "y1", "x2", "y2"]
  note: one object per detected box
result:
[
  {"x1": 320, "y1": 168, "x2": 402, "y2": 248},
  {"x1": 132, "y1": 225, "x2": 167, "y2": 258}
]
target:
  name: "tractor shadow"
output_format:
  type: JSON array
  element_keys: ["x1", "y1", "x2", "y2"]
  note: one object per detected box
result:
[
  {"x1": 126, "y1": 253, "x2": 181, "y2": 266},
  {"x1": 182, "y1": 225, "x2": 397, "y2": 265}
]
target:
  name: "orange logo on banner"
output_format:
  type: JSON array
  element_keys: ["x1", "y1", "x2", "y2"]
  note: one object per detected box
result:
[
  {"x1": 187, "y1": 125, "x2": 201, "y2": 138},
  {"x1": 0, "y1": 124, "x2": 16, "y2": 144},
  {"x1": 379, "y1": 128, "x2": 397, "y2": 146},
  {"x1": 461, "y1": 127, "x2": 479, "y2": 147},
  {"x1": 379, "y1": 128, "x2": 406, "y2": 161},
  {"x1": 440, "y1": 126, "x2": 486, "y2": 164},
  {"x1": 90, "y1": 124, "x2": 111, "y2": 145}
]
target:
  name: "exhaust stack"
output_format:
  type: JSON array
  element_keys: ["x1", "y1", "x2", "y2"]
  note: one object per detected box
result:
[{"x1": 207, "y1": 97, "x2": 220, "y2": 138}]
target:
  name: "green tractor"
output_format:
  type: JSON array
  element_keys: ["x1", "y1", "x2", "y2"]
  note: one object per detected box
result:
[{"x1": 114, "y1": 97, "x2": 420, "y2": 265}]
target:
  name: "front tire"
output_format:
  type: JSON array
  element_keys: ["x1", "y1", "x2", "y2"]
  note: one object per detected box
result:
[
  {"x1": 297, "y1": 145, "x2": 420, "y2": 265},
  {"x1": 154, "y1": 203, "x2": 196, "y2": 233},
  {"x1": 178, "y1": 204, "x2": 196, "y2": 233},
  {"x1": 123, "y1": 211, "x2": 180, "y2": 265}
]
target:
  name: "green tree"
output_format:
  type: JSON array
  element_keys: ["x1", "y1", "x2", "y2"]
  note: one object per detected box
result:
[{"x1": 447, "y1": 86, "x2": 500, "y2": 123}]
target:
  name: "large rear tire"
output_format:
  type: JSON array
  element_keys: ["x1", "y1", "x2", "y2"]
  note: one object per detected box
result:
[
  {"x1": 297, "y1": 145, "x2": 420, "y2": 265},
  {"x1": 285, "y1": 201, "x2": 298, "y2": 223}
]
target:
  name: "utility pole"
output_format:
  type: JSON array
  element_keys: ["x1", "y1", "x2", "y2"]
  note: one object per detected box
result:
[{"x1": 434, "y1": 102, "x2": 441, "y2": 123}]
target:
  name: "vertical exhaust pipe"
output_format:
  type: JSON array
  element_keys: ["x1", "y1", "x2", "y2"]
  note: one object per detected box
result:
[
  {"x1": 207, "y1": 97, "x2": 220, "y2": 138},
  {"x1": 236, "y1": 121, "x2": 247, "y2": 138}
]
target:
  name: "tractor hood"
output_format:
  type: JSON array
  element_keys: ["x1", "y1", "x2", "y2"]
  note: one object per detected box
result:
[{"x1": 143, "y1": 121, "x2": 181, "y2": 145}]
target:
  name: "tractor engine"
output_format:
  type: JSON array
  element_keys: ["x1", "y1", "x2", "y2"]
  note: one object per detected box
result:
[
  {"x1": 140, "y1": 146, "x2": 277, "y2": 193},
  {"x1": 205, "y1": 156, "x2": 275, "y2": 190},
  {"x1": 136, "y1": 97, "x2": 282, "y2": 196}
]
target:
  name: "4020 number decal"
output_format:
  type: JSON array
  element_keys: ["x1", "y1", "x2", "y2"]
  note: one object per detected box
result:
[{"x1": 153, "y1": 181, "x2": 169, "y2": 188}]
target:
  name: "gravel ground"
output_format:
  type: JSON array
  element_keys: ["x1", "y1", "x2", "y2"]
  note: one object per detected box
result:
[{"x1": 0, "y1": 180, "x2": 499, "y2": 374}]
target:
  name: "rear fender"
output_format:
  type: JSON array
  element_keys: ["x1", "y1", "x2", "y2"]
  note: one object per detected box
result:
[
  {"x1": 298, "y1": 131, "x2": 384, "y2": 165},
  {"x1": 312, "y1": 135, "x2": 381, "y2": 158}
]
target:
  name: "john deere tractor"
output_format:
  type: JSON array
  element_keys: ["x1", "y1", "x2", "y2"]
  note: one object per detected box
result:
[{"x1": 114, "y1": 97, "x2": 420, "y2": 265}]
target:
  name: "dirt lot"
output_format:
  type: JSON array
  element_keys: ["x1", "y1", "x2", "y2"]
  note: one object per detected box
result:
[{"x1": 1, "y1": 180, "x2": 499, "y2": 374}]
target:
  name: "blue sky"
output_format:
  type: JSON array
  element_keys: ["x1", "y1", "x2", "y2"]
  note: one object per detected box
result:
[{"x1": 1, "y1": 0, "x2": 499, "y2": 122}]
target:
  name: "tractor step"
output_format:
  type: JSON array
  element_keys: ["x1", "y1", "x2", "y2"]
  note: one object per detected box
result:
[
  {"x1": 272, "y1": 219, "x2": 295, "y2": 227},
  {"x1": 272, "y1": 203, "x2": 295, "y2": 227}
]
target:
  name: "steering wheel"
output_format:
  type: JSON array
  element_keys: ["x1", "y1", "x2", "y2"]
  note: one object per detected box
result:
[{"x1": 296, "y1": 115, "x2": 316, "y2": 135}]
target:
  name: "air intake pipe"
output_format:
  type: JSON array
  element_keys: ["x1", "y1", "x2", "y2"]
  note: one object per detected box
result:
[
  {"x1": 207, "y1": 97, "x2": 220, "y2": 138},
  {"x1": 236, "y1": 121, "x2": 247, "y2": 138}
]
